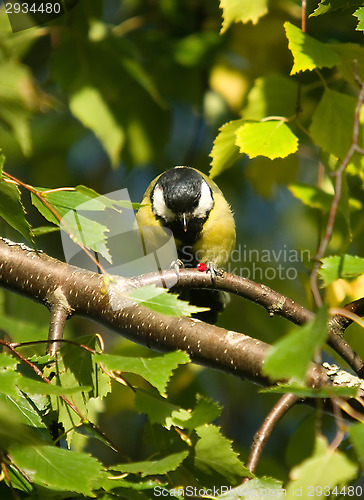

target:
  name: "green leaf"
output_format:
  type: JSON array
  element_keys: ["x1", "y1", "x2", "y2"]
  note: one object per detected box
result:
[
  {"x1": 42, "y1": 185, "x2": 129, "y2": 212},
  {"x1": 96, "y1": 350, "x2": 190, "y2": 395},
  {"x1": 135, "y1": 390, "x2": 221, "y2": 432},
  {"x1": 174, "y1": 32, "x2": 221, "y2": 67},
  {"x1": 194, "y1": 424, "x2": 251, "y2": 483},
  {"x1": 354, "y1": 6, "x2": 364, "y2": 30},
  {"x1": 220, "y1": 0, "x2": 268, "y2": 32},
  {"x1": 17, "y1": 377, "x2": 92, "y2": 396},
  {"x1": 32, "y1": 225, "x2": 60, "y2": 236},
  {"x1": 119, "y1": 53, "x2": 166, "y2": 107},
  {"x1": 288, "y1": 183, "x2": 361, "y2": 212},
  {"x1": 286, "y1": 414, "x2": 316, "y2": 469},
  {"x1": 260, "y1": 382, "x2": 359, "y2": 398},
  {"x1": 31, "y1": 192, "x2": 59, "y2": 225},
  {"x1": 101, "y1": 475, "x2": 160, "y2": 493},
  {"x1": 243, "y1": 74, "x2": 298, "y2": 121},
  {"x1": 128, "y1": 285, "x2": 209, "y2": 317},
  {"x1": 236, "y1": 121, "x2": 298, "y2": 160},
  {"x1": 31, "y1": 185, "x2": 135, "y2": 263},
  {"x1": 44, "y1": 338, "x2": 111, "y2": 447},
  {"x1": 289, "y1": 183, "x2": 334, "y2": 211},
  {"x1": 0, "y1": 353, "x2": 18, "y2": 368},
  {"x1": 183, "y1": 395, "x2": 221, "y2": 431},
  {"x1": 0, "y1": 393, "x2": 49, "y2": 434},
  {"x1": 284, "y1": 21, "x2": 340, "y2": 74},
  {"x1": 0, "y1": 313, "x2": 48, "y2": 343},
  {"x1": 0, "y1": 370, "x2": 20, "y2": 397},
  {"x1": 31, "y1": 189, "x2": 113, "y2": 263},
  {"x1": 310, "y1": 0, "x2": 363, "y2": 17},
  {"x1": 246, "y1": 156, "x2": 299, "y2": 198},
  {"x1": 9, "y1": 444, "x2": 104, "y2": 496},
  {"x1": 319, "y1": 254, "x2": 364, "y2": 286},
  {"x1": 285, "y1": 435, "x2": 357, "y2": 498},
  {"x1": 309, "y1": 1, "x2": 332, "y2": 16},
  {"x1": 135, "y1": 389, "x2": 192, "y2": 429},
  {"x1": 331, "y1": 43, "x2": 364, "y2": 84},
  {"x1": 0, "y1": 396, "x2": 49, "y2": 448},
  {"x1": 349, "y1": 422, "x2": 364, "y2": 466},
  {"x1": 70, "y1": 86, "x2": 125, "y2": 167},
  {"x1": 0, "y1": 179, "x2": 34, "y2": 244},
  {"x1": 209, "y1": 119, "x2": 244, "y2": 178},
  {"x1": 0, "y1": 60, "x2": 40, "y2": 156},
  {"x1": 59, "y1": 335, "x2": 111, "y2": 400},
  {"x1": 110, "y1": 451, "x2": 189, "y2": 478},
  {"x1": 263, "y1": 307, "x2": 328, "y2": 382},
  {"x1": 309, "y1": 88, "x2": 357, "y2": 159}
]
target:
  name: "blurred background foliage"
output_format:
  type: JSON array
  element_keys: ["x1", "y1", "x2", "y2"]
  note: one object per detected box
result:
[{"x1": 1, "y1": 0, "x2": 364, "y2": 481}]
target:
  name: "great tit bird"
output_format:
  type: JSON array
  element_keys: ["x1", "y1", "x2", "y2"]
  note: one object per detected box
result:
[{"x1": 136, "y1": 166, "x2": 236, "y2": 323}]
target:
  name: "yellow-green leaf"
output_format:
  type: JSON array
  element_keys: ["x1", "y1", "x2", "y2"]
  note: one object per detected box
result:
[
  {"x1": 284, "y1": 21, "x2": 340, "y2": 74},
  {"x1": 235, "y1": 121, "x2": 298, "y2": 160},
  {"x1": 209, "y1": 119, "x2": 244, "y2": 178},
  {"x1": 319, "y1": 254, "x2": 364, "y2": 286},
  {"x1": 220, "y1": 0, "x2": 268, "y2": 33}
]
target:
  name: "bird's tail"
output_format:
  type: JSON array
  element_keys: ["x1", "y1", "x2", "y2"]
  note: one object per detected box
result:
[{"x1": 180, "y1": 288, "x2": 230, "y2": 324}]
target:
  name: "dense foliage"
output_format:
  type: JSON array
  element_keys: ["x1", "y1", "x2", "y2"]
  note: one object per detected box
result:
[{"x1": 1, "y1": 0, "x2": 364, "y2": 498}]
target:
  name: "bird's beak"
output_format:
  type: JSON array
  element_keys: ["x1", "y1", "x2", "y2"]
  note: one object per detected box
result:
[{"x1": 181, "y1": 213, "x2": 188, "y2": 232}]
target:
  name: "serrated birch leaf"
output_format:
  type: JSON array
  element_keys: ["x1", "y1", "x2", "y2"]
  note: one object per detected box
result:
[
  {"x1": 284, "y1": 21, "x2": 339, "y2": 74},
  {"x1": 236, "y1": 121, "x2": 298, "y2": 160},
  {"x1": 220, "y1": 0, "x2": 268, "y2": 33}
]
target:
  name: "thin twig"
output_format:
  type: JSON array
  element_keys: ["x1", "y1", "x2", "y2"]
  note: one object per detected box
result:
[
  {"x1": 329, "y1": 399, "x2": 347, "y2": 451},
  {"x1": 327, "y1": 334, "x2": 364, "y2": 376},
  {"x1": 330, "y1": 308, "x2": 364, "y2": 331},
  {"x1": 2, "y1": 171, "x2": 109, "y2": 277},
  {"x1": 301, "y1": 0, "x2": 306, "y2": 33},
  {"x1": 310, "y1": 64, "x2": 364, "y2": 306},
  {"x1": 0, "y1": 339, "x2": 129, "y2": 459},
  {"x1": 243, "y1": 393, "x2": 298, "y2": 481},
  {"x1": 8, "y1": 338, "x2": 97, "y2": 353},
  {"x1": 294, "y1": 0, "x2": 307, "y2": 115}
]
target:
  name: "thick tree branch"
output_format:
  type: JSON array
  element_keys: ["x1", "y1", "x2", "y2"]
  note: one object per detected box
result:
[
  {"x1": 0, "y1": 238, "x2": 322, "y2": 388},
  {"x1": 146, "y1": 268, "x2": 364, "y2": 375},
  {"x1": 0, "y1": 238, "x2": 363, "y2": 407}
]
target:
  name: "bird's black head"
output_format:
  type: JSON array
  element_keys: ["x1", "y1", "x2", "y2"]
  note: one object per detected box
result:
[{"x1": 151, "y1": 166, "x2": 214, "y2": 243}]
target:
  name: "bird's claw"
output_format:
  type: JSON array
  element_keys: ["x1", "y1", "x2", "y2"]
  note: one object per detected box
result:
[
  {"x1": 199, "y1": 262, "x2": 224, "y2": 284},
  {"x1": 170, "y1": 259, "x2": 184, "y2": 279}
]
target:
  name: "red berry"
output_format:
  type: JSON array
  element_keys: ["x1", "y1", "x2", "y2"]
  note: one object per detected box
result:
[{"x1": 197, "y1": 262, "x2": 207, "y2": 272}]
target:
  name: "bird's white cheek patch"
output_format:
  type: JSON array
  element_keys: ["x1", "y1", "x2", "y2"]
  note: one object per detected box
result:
[
  {"x1": 192, "y1": 180, "x2": 214, "y2": 219},
  {"x1": 152, "y1": 185, "x2": 176, "y2": 222}
]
